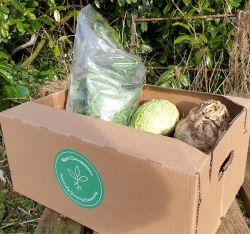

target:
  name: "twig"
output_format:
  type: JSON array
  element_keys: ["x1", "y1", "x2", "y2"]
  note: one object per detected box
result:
[
  {"x1": 0, "y1": 218, "x2": 39, "y2": 229},
  {"x1": 130, "y1": 15, "x2": 137, "y2": 53},
  {"x1": 18, "y1": 207, "x2": 31, "y2": 216},
  {"x1": 134, "y1": 13, "x2": 236, "y2": 22},
  {"x1": 146, "y1": 66, "x2": 228, "y2": 72},
  {"x1": 20, "y1": 218, "x2": 39, "y2": 225},
  {"x1": 12, "y1": 34, "x2": 38, "y2": 55},
  {"x1": 20, "y1": 38, "x2": 46, "y2": 67},
  {"x1": 20, "y1": 15, "x2": 71, "y2": 67}
]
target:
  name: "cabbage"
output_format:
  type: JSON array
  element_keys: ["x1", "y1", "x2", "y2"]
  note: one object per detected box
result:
[{"x1": 129, "y1": 99, "x2": 179, "y2": 135}]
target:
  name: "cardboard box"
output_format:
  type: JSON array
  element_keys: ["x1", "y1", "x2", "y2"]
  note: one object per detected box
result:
[{"x1": 0, "y1": 85, "x2": 249, "y2": 234}]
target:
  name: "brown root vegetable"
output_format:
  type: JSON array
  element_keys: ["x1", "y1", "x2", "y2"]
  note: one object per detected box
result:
[{"x1": 174, "y1": 100, "x2": 230, "y2": 153}]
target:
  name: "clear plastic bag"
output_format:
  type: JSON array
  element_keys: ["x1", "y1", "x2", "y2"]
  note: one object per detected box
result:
[{"x1": 66, "y1": 4, "x2": 146, "y2": 125}]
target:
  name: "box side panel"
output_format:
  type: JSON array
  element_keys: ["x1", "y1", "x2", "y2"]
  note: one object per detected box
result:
[
  {"x1": 210, "y1": 110, "x2": 247, "y2": 183},
  {"x1": 0, "y1": 102, "x2": 208, "y2": 175},
  {"x1": 220, "y1": 116, "x2": 249, "y2": 216},
  {"x1": 197, "y1": 177, "x2": 223, "y2": 234},
  {"x1": 198, "y1": 109, "x2": 249, "y2": 233},
  {"x1": 1, "y1": 117, "x2": 199, "y2": 234},
  {"x1": 211, "y1": 110, "x2": 248, "y2": 214},
  {"x1": 221, "y1": 95, "x2": 250, "y2": 214},
  {"x1": 221, "y1": 133, "x2": 249, "y2": 216}
]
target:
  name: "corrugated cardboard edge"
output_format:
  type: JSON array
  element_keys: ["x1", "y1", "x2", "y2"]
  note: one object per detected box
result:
[{"x1": 195, "y1": 172, "x2": 202, "y2": 234}]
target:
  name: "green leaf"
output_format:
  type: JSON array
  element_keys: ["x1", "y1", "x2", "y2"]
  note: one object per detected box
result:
[
  {"x1": 159, "y1": 55, "x2": 168, "y2": 64},
  {"x1": 0, "y1": 27, "x2": 8, "y2": 38},
  {"x1": 198, "y1": 33, "x2": 208, "y2": 43},
  {"x1": 57, "y1": 6, "x2": 66, "y2": 11},
  {"x1": 33, "y1": 20, "x2": 41, "y2": 30},
  {"x1": 28, "y1": 13, "x2": 36, "y2": 20},
  {"x1": 180, "y1": 74, "x2": 189, "y2": 87},
  {"x1": 182, "y1": 0, "x2": 191, "y2": 6},
  {"x1": 206, "y1": 52, "x2": 213, "y2": 68},
  {"x1": 58, "y1": 36, "x2": 68, "y2": 42},
  {"x1": 118, "y1": 0, "x2": 126, "y2": 6},
  {"x1": 48, "y1": 40, "x2": 55, "y2": 48},
  {"x1": 203, "y1": 7, "x2": 215, "y2": 13},
  {"x1": 0, "y1": 63, "x2": 12, "y2": 70},
  {"x1": 94, "y1": 0, "x2": 101, "y2": 8},
  {"x1": 195, "y1": 50, "x2": 202, "y2": 65},
  {"x1": 3, "y1": 85, "x2": 15, "y2": 98},
  {"x1": 198, "y1": 0, "x2": 205, "y2": 6},
  {"x1": 171, "y1": 79, "x2": 178, "y2": 89},
  {"x1": 39, "y1": 16, "x2": 53, "y2": 26},
  {"x1": 39, "y1": 70, "x2": 51, "y2": 77},
  {"x1": 53, "y1": 10, "x2": 60, "y2": 22},
  {"x1": 0, "y1": 51, "x2": 11, "y2": 60},
  {"x1": 68, "y1": 10, "x2": 78, "y2": 18},
  {"x1": 151, "y1": 7, "x2": 161, "y2": 18},
  {"x1": 187, "y1": 8, "x2": 196, "y2": 16},
  {"x1": 174, "y1": 35, "x2": 191, "y2": 44},
  {"x1": 1, "y1": 6, "x2": 10, "y2": 14},
  {"x1": 0, "y1": 68, "x2": 14, "y2": 83},
  {"x1": 156, "y1": 69, "x2": 175, "y2": 85},
  {"x1": 16, "y1": 22, "x2": 24, "y2": 33},
  {"x1": 140, "y1": 22, "x2": 148, "y2": 32},
  {"x1": 228, "y1": 0, "x2": 240, "y2": 7},
  {"x1": 139, "y1": 44, "x2": 152, "y2": 53},
  {"x1": 14, "y1": 85, "x2": 30, "y2": 98},
  {"x1": 163, "y1": 3, "x2": 173, "y2": 15},
  {"x1": 9, "y1": 0, "x2": 25, "y2": 13},
  {"x1": 4, "y1": 85, "x2": 29, "y2": 98},
  {"x1": 7, "y1": 18, "x2": 17, "y2": 25},
  {"x1": 172, "y1": 22, "x2": 191, "y2": 32},
  {"x1": 54, "y1": 44, "x2": 60, "y2": 57}
]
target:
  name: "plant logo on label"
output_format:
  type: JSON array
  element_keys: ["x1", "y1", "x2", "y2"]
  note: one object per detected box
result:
[{"x1": 54, "y1": 149, "x2": 104, "y2": 208}]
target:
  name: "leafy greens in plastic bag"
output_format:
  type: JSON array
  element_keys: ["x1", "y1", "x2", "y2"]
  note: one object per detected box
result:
[{"x1": 66, "y1": 4, "x2": 146, "y2": 125}]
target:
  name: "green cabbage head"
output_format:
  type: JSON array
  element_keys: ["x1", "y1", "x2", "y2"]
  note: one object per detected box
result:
[{"x1": 129, "y1": 99, "x2": 179, "y2": 135}]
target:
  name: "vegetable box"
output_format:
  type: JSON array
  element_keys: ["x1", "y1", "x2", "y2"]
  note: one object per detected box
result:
[{"x1": 0, "y1": 85, "x2": 249, "y2": 234}]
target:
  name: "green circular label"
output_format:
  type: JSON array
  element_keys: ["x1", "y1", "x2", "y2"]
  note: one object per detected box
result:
[{"x1": 54, "y1": 149, "x2": 104, "y2": 208}]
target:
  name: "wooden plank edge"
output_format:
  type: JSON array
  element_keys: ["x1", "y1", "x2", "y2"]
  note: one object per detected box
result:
[
  {"x1": 35, "y1": 208, "x2": 84, "y2": 234},
  {"x1": 217, "y1": 200, "x2": 249, "y2": 233}
]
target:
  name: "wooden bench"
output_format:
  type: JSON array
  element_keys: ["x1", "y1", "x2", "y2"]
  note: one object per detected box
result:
[
  {"x1": 35, "y1": 199, "x2": 249, "y2": 234},
  {"x1": 35, "y1": 150, "x2": 250, "y2": 234}
]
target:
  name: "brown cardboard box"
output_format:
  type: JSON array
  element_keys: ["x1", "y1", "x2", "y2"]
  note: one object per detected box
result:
[{"x1": 0, "y1": 85, "x2": 249, "y2": 234}]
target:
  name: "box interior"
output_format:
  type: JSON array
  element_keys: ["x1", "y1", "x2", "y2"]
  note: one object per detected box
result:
[
  {"x1": 36, "y1": 85, "x2": 244, "y2": 144},
  {"x1": 36, "y1": 86, "x2": 243, "y2": 120}
]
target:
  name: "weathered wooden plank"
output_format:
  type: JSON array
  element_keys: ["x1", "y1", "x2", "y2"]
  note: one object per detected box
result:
[
  {"x1": 217, "y1": 200, "x2": 249, "y2": 234},
  {"x1": 240, "y1": 142, "x2": 250, "y2": 216},
  {"x1": 240, "y1": 182, "x2": 250, "y2": 217},
  {"x1": 35, "y1": 208, "x2": 84, "y2": 234},
  {"x1": 36, "y1": 199, "x2": 249, "y2": 234}
]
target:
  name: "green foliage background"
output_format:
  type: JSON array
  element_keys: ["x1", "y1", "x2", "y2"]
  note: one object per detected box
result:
[{"x1": 0, "y1": 0, "x2": 247, "y2": 111}]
